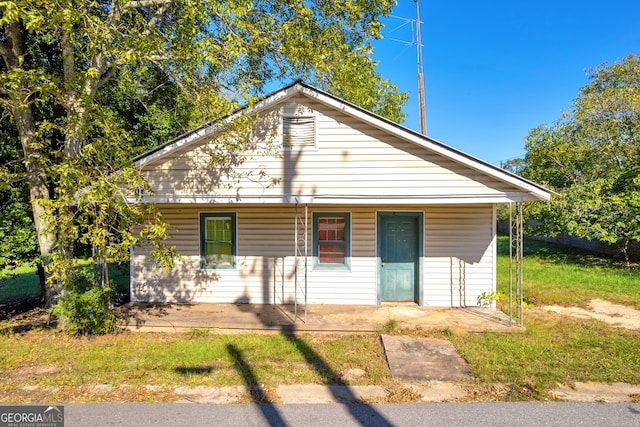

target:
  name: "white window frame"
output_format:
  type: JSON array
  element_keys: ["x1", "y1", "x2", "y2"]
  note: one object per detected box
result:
[{"x1": 200, "y1": 212, "x2": 237, "y2": 269}]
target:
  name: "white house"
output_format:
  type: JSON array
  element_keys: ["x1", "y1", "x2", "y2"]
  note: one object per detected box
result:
[{"x1": 130, "y1": 81, "x2": 551, "y2": 308}]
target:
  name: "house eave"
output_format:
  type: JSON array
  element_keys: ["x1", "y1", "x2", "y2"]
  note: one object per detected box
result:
[{"x1": 128, "y1": 193, "x2": 544, "y2": 205}]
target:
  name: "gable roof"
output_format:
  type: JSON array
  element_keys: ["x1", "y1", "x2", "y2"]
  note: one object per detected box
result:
[{"x1": 134, "y1": 80, "x2": 552, "y2": 202}]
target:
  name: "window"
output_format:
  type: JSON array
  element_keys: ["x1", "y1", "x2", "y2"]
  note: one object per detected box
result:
[
  {"x1": 313, "y1": 212, "x2": 350, "y2": 269},
  {"x1": 282, "y1": 115, "x2": 316, "y2": 149},
  {"x1": 200, "y1": 213, "x2": 236, "y2": 269}
]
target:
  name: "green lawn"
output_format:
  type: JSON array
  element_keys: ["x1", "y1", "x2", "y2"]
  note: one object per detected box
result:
[
  {"x1": 497, "y1": 236, "x2": 640, "y2": 308},
  {"x1": 0, "y1": 264, "x2": 41, "y2": 303},
  {"x1": 0, "y1": 261, "x2": 130, "y2": 304}
]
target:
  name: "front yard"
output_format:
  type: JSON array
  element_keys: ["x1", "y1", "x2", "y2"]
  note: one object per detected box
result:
[{"x1": 1, "y1": 237, "x2": 639, "y2": 402}]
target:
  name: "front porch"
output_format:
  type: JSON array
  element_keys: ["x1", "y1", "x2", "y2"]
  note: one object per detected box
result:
[{"x1": 118, "y1": 302, "x2": 520, "y2": 334}]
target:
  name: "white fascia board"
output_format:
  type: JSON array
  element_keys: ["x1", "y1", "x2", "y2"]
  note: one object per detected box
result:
[
  {"x1": 128, "y1": 192, "x2": 541, "y2": 205},
  {"x1": 298, "y1": 85, "x2": 552, "y2": 202},
  {"x1": 135, "y1": 123, "x2": 218, "y2": 168}
]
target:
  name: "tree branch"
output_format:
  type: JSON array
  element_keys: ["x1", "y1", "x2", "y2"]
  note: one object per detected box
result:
[
  {"x1": 1, "y1": 21, "x2": 23, "y2": 69},
  {"x1": 97, "y1": 66, "x2": 117, "y2": 88},
  {"x1": 61, "y1": 30, "x2": 75, "y2": 90},
  {"x1": 147, "y1": 3, "x2": 168, "y2": 28},
  {"x1": 106, "y1": 0, "x2": 122, "y2": 26},
  {"x1": 126, "y1": 0, "x2": 173, "y2": 8}
]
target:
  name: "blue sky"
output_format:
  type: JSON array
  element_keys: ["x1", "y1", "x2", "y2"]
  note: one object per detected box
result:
[{"x1": 371, "y1": 0, "x2": 640, "y2": 165}]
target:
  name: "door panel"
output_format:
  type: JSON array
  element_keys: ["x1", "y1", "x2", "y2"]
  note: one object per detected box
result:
[{"x1": 379, "y1": 214, "x2": 419, "y2": 302}]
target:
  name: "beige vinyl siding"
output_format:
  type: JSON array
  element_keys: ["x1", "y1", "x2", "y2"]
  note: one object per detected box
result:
[
  {"x1": 423, "y1": 204, "x2": 496, "y2": 307},
  {"x1": 132, "y1": 204, "x2": 377, "y2": 305},
  {"x1": 132, "y1": 204, "x2": 495, "y2": 307},
  {"x1": 140, "y1": 96, "x2": 515, "y2": 202}
]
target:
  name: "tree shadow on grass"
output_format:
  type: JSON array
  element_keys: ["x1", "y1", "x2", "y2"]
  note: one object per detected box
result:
[
  {"x1": 280, "y1": 329, "x2": 393, "y2": 427},
  {"x1": 174, "y1": 366, "x2": 214, "y2": 375},
  {"x1": 226, "y1": 336, "x2": 393, "y2": 426},
  {"x1": 230, "y1": 271, "x2": 394, "y2": 426},
  {"x1": 227, "y1": 343, "x2": 288, "y2": 426},
  {"x1": 0, "y1": 298, "x2": 53, "y2": 334}
]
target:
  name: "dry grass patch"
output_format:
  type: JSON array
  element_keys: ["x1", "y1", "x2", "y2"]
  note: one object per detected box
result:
[
  {"x1": 383, "y1": 380, "x2": 422, "y2": 403},
  {"x1": 0, "y1": 384, "x2": 179, "y2": 403}
]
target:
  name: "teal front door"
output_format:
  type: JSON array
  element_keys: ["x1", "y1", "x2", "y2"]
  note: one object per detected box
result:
[{"x1": 378, "y1": 213, "x2": 420, "y2": 302}]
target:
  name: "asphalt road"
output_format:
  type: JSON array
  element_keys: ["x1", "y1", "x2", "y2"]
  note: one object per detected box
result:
[{"x1": 63, "y1": 402, "x2": 640, "y2": 426}]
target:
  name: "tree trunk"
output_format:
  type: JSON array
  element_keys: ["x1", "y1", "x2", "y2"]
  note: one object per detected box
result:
[
  {"x1": 620, "y1": 240, "x2": 631, "y2": 268},
  {"x1": 2, "y1": 19, "x2": 57, "y2": 306},
  {"x1": 12, "y1": 103, "x2": 57, "y2": 306},
  {"x1": 36, "y1": 262, "x2": 46, "y2": 305}
]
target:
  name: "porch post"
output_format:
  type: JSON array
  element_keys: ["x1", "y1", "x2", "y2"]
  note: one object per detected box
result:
[
  {"x1": 509, "y1": 201, "x2": 524, "y2": 326},
  {"x1": 294, "y1": 201, "x2": 308, "y2": 323}
]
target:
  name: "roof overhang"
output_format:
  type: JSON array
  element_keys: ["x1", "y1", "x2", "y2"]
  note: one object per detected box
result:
[{"x1": 129, "y1": 193, "x2": 543, "y2": 205}]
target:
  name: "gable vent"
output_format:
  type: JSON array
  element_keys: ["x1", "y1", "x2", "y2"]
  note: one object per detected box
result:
[{"x1": 282, "y1": 116, "x2": 316, "y2": 148}]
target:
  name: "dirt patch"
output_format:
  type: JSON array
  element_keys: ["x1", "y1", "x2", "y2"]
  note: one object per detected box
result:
[
  {"x1": 10, "y1": 365, "x2": 61, "y2": 378},
  {"x1": 551, "y1": 382, "x2": 640, "y2": 402},
  {"x1": 541, "y1": 299, "x2": 640, "y2": 329}
]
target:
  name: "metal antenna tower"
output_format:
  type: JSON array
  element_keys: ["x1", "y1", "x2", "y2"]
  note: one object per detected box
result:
[
  {"x1": 414, "y1": 0, "x2": 427, "y2": 135},
  {"x1": 388, "y1": 1, "x2": 427, "y2": 135}
]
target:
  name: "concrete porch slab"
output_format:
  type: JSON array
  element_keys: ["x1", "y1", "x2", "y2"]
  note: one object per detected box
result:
[{"x1": 117, "y1": 302, "x2": 520, "y2": 334}]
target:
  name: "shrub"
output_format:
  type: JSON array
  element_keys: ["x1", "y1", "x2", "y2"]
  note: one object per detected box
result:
[{"x1": 51, "y1": 270, "x2": 120, "y2": 335}]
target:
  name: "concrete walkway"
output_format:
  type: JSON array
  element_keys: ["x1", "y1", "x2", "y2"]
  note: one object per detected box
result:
[
  {"x1": 381, "y1": 335, "x2": 471, "y2": 382},
  {"x1": 118, "y1": 302, "x2": 520, "y2": 334}
]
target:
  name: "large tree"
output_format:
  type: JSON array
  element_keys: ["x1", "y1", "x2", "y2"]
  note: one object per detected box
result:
[
  {"x1": 1, "y1": 0, "x2": 406, "y2": 305},
  {"x1": 522, "y1": 54, "x2": 640, "y2": 264}
]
